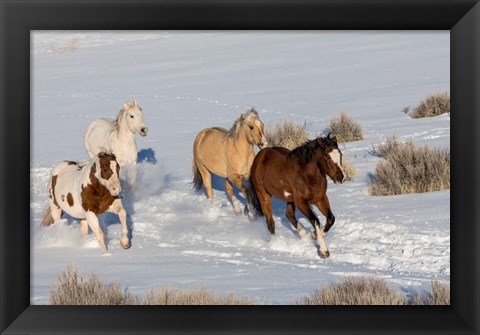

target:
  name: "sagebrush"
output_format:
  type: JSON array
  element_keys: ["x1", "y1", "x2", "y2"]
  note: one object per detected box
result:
[
  {"x1": 265, "y1": 121, "x2": 309, "y2": 150},
  {"x1": 328, "y1": 112, "x2": 363, "y2": 143},
  {"x1": 49, "y1": 266, "x2": 252, "y2": 305},
  {"x1": 49, "y1": 265, "x2": 136, "y2": 305},
  {"x1": 409, "y1": 92, "x2": 450, "y2": 118},
  {"x1": 296, "y1": 277, "x2": 450, "y2": 305},
  {"x1": 369, "y1": 136, "x2": 450, "y2": 196},
  {"x1": 49, "y1": 267, "x2": 449, "y2": 305},
  {"x1": 341, "y1": 156, "x2": 356, "y2": 181}
]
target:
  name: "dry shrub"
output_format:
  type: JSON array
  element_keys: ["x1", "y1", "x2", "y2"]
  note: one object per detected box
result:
[
  {"x1": 409, "y1": 92, "x2": 450, "y2": 118},
  {"x1": 342, "y1": 156, "x2": 356, "y2": 181},
  {"x1": 49, "y1": 265, "x2": 136, "y2": 305},
  {"x1": 296, "y1": 277, "x2": 405, "y2": 305},
  {"x1": 369, "y1": 136, "x2": 450, "y2": 196},
  {"x1": 328, "y1": 112, "x2": 363, "y2": 143},
  {"x1": 408, "y1": 281, "x2": 450, "y2": 305},
  {"x1": 265, "y1": 121, "x2": 309, "y2": 150},
  {"x1": 296, "y1": 278, "x2": 450, "y2": 305},
  {"x1": 46, "y1": 37, "x2": 80, "y2": 54},
  {"x1": 142, "y1": 287, "x2": 254, "y2": 305},
  {"x1": 49, "y1": 266, "x2": 253, "y2": 305}
]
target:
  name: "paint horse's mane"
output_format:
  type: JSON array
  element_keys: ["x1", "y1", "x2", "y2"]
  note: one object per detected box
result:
[
  {"x1": 289, "y1": 136, "x2": 337, "y2": 165},
  {"x1": 226, "y1": 108, "x2": 259, "y2": 138}
]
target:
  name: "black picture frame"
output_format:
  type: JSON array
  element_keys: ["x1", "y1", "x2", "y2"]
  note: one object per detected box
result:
[{"x1": 1, "y1": 0, "x2": 479, "y2": 334}]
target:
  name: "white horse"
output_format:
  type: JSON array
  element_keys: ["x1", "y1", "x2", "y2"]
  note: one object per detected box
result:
[
  {"x1": 84, "y1": 100, "x2": 148, "y2": 187},
  {"x1": 41, "y1": 153, "x2": 130, "y2": 254}
]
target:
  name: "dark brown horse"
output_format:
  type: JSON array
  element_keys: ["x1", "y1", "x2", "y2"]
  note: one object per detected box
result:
[{"x1": 247, "y1": 134, "x2": 345, "y2": 257}]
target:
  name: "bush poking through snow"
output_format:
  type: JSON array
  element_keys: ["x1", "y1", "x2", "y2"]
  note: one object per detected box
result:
[
  {"x1": 328, "y1": 113, "x2": 363, "y2": 143},
  {"x1": 409, "y1": 92, "x2": 450, "y2": 118},
  {"x1": 49, "y1": 265, "x2": 136, "y2": 305},
  {"x1": 265, "y1": 121, "x2": 309, "y2": 150},
  {"x1": 341, "y1": 156, "x2": 356, "y2": 181},
  {"x1": 49, "y1": 266, "x2": 253, "y2": 305},
  {"x1": 295, "y1": 277, "x2": 450, "y2": 305},
  {"x1": 295, "y1": 277, "x2": 405, "y2": 305},
  {"x1": 141, "y1": 287, "x2": 254, "y2": 305},
  {"x1": 369, "y1": 136, "x2": 450, "y2": 196},
  {"x1": 49, "y1": 267, "x2": 448, "y2": 305},
  {"x1": 407, "y1": 281, "x2": 451, "y2": 305}
]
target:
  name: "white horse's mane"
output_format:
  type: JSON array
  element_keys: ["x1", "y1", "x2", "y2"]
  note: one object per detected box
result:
[{"x1": 226, "y1": 108, "x2": 259, "y2": 138}]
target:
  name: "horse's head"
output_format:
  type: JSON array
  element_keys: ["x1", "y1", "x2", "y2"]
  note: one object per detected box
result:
[
  {"x1": 94, "y1": 152, "x2": 122, "y2": 196},
  {"x1": 318, "y1": 134, "x2": 345, "y2": 184},
  {"x1": 124, "y1": 100, "x2": 148, "y2": 137},
  {"x1": 242, "y1": 109, "x2": 268, "y2": 149}
]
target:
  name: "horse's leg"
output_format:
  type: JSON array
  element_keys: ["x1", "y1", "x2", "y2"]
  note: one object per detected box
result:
[
  {"x1": 108, "y1": 199, "x2": 130, "y2": 249},
  {"x1": 80, "y1": 219, "x2": 89, "y2": 237},
  {"x1": 196, "y1": 162, "x2": 214, "y2": 200},
  {"x1": 85, "y1": 212, "x2": 108, "y2": 254},
  {"x1": 315, "y1": 196, "x2": 335, "y2": 233},
  {"x1": 250, "y1": 182, "x2": 275, "y2": 234},
  {"x1": 228, "y1": 173, "x2": 254, "y2": 215},
  {"x1": 225, "y1": 179, "x2": 242, "y2": 214},
  {"x1": 128, "y1": 163, "x2": 137, "y2": 188},
  {"x1": 50, "y1": 204, "x2": 63, "y2": 222},
  {"x1": 294, "y1": 198, "x2": 329, "y2": 257},
  {"x1": 286, "y1": 202, "x2": 307, "y2": 238}
]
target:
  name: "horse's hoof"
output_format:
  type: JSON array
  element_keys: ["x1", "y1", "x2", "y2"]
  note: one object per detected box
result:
[
  {"x1": 248, "y1": 214, "x2": 256, "y2": 222},
  {"x1": 120, "y1": 240, "x2": 131, "y2": 249},
  {"x1": 320, "y1": 250, "x2": 330, "y2": 258},
  {"x1": 243, "y1": 205, "x2": 249, "y2": 216}
]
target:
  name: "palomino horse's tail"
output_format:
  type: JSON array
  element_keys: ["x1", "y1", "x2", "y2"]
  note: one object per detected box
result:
[
  {"x1": 247, "y1": 178, "x2": 263, "y2": 216},
  {"x1": 40, "y1": 206, "x2": 54, "y2": 226},
  {"x1": 191, "y1": 160, "x2": 203, "y2": 191}
]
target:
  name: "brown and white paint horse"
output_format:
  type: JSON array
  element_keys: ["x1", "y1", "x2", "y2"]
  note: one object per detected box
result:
[
  {"x1": 41, "y1": 152, "x2": 130, "y2": 254},
  {"x1": 248, "y1": 134, "x2": 345, "y2": 257}
]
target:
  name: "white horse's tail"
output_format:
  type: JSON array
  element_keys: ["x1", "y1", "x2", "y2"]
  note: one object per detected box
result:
[{"x1": 40, "y1": 206, "x2": 54, "y2": 226}]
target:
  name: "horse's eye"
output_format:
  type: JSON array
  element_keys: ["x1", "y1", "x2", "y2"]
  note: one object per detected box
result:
[
  {"x1": 130, "y1": 115, "x2": 134, "y2": 118},
  {"x1": 249, "y1": 125, "x2": 254, "y2": 130}
]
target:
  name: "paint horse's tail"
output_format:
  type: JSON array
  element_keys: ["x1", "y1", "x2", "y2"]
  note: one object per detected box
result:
[
  {"x1": 191, "y1": 160, "x2": 203, "y2": 191},
  {"x1": 246, "y1": 178, "x2": 263, "y2": 217},
  {"x1": 40, "y1": 206, "x2": 54, "y2": 226}
]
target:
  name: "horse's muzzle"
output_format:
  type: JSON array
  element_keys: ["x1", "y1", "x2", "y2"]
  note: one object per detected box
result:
[
  {"x1": 335, "y1": 175, "x2": 345, "y2": 184},
  {"x1": 110, "y1": 183, "x2": 122, "y2": 196},
  {"x1": 139, "y1": 127, "x2": 148, "y2": 137},
  {"x1": 258, "y1": 141, "x2": 268, "y2": 150}
]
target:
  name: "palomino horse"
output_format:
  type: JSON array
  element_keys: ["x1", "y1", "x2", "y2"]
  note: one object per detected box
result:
[
  {"x1": 41, "y1": 152, "x2": 130, "y2": 254},
  {"x1": 192, "y1": 108, "x2": 268, "y2": 216},
  {"x1": 84, "y1": 100, "x2": 148, "y2": 187},
  {"x1": 247, "y1": 134, "x2": 345, "y2": 257}
]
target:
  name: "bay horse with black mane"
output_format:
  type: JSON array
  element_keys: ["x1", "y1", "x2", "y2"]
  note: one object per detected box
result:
[
  {"x1": 247, "y1": 134, "x2": 345, "y2": 258},
  {"x1": 41, "y1": 152, "x2": 130, "y2": 254}
]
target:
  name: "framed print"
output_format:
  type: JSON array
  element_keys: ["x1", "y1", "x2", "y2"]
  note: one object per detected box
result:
[{"x1": 1, "y1": 0, "x2": 479, "y2": 334}]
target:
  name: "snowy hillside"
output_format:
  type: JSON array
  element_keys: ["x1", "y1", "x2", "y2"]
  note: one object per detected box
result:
[{"x1": 31, "y1": 31, "x2": 450, "y2": 304}]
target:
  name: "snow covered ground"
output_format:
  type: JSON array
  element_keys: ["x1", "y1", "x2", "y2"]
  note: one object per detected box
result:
[{"x1": 31, "y1": 31, "x2": 450, "y2": 304}]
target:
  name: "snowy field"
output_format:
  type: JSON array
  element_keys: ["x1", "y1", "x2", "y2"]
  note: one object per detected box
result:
[{"x1": 31, "y1": 31, "x2": 450, "y2": 304}]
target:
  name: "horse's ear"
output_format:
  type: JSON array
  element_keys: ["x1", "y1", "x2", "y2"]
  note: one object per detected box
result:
[
  {"x1": 132, "y1": 100, "x2": 137, "y2": 106},
  {"x1": 331, "y1": 135, "x2": 338, "y2": 143},
  {"x1": 317, "y1": 138, "x2": 326, "y2": 149},
  {"x1": 123, "y1": 102, "x2": 130, "y2": 109}
]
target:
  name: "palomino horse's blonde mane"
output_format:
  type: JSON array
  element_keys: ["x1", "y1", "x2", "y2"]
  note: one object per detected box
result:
[
  {"x1": 226, "y1": 108, "x2": 259, "y2": 138},
  {"x1": 112, "y1": 100, "x2": 141, "y2": 132}
]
